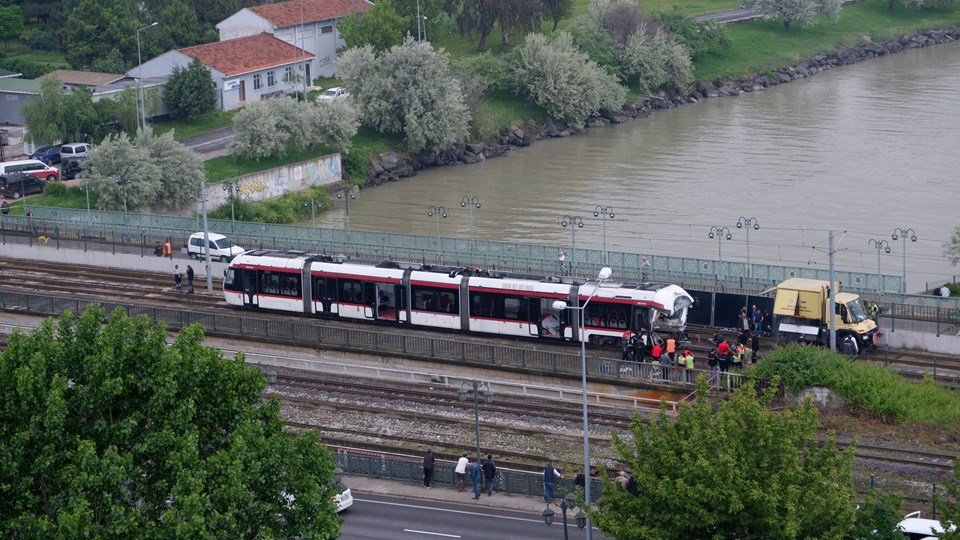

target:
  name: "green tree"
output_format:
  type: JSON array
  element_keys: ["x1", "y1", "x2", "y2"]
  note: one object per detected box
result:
[
  {"x1": 654, "y1": 7, "x2": 731, "y2": 60},
  {"x1": 392, "y1": 0, "x2": 443, "y2": 41},
  {"x1": 0, "y1": 305, "x2": 342, "y2": 538},
  {"x1": 542, "y1": 0, "x2": 574, "y2": 31},
  {"x1": 138, "y1": 128, "x2": 204, "y2": 210},
  {"x1": 945, "y1": 225, "x2": 960, "y2": 267},
  {"x1": 740, "y1": 0, "x2": 841, "y2": 31},
  {"x1": 338, "y1": 38, "x2": 470, "y2": 154},
  {"x1": 938, "y1": 459, "x2": 960, "y2": 539},
  {"x1": 0, "y1": 5, "x2": 25, "y2": 50},
  {"x1": 229, "y1": 98, "x2": 305, "y2": 160},
  {"x1": 593, "y1": 378, "x2": 857, "y2": 540},
  {"x1": 621, "y1": 27, "x2": 693, "y2": 94},
  {"x1": 22, "y1": 79, "x2": 101, "y2": 145},
  {"x1": 164, "y1": 57, "x2": 217, "y2": 120},
  {"x1": 93, "y1": 86, "x2": 140, "y2": 134},
  {"x1": 85, "y1": 132, "x2": 161, "y2": 211},
  {"x1": 851, "y1": 490, "x2": 906, "y2": 540},
  {"x1": 90, "y1": 47, "x2": 127, "y2": 74},
  {"x1": 63, "y1": 0, "x2": 140, "y2": 68},
  {"x1": 445, "y1": 0, "x2": 499, "y2": 51},
  {"x1": 512, "y1": 32, "x2": 625, "y2": 130},
  {"x1": 337, "y1": 0, "x2": 410, "y2": 52},
  {"x1": 307, "y1": 100, "x2": 360, "y2": 154}
]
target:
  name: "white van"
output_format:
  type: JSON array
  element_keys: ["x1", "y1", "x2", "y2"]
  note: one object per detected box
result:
[
  {"x1": 60, "y1": 143, "x2": 91, "y2": 160},
  {"x1": 0, "y1": 159, "x2": 59, "y2": 181},
  {"x1": 897, "y1": 511, "x2": 954, "y2": 539},
  {"x1": 187, "y1": 232, "x2": 245, "y2": 262}
]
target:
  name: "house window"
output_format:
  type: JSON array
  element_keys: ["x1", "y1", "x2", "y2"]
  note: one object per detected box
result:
[
  {"x1": 284, "y1": 66, "x2": 293, "y2": 82},
  {"x1": 253, "y1": 73, "x2": 261, "y2": 90},
  {"x1": 321, "y1": 25, "x2": 333, "y2": 34},
  {"x1": 267, "y1": 71, "x2": 276, "y2": 87}
]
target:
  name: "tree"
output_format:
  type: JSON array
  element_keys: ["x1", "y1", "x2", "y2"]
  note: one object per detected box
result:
[
  {"x1": 63, "y1": 0, "x2": 140, "y2": 68},
  {"x1": 0, "y1": 305, "x2": 342, "y2": 538},
  {"x1": 445, "y1": 0, "x2": 499, "y2": 51},
  {"x1": 230, "y1": 98, "x2": 301, "y2": 160},
  {"x1": 90, "y1": 48, "x2": 126, "y2": 74},
  {"x1": 851, "y1": 490, "x2": 907, "y2": 540},
  {"x1": 740, "y1": 0, "x2": 841, "y2": 30},
  {"x1": 654, "y1": 7, "x2": 731, "y2": 60},
  {"x1": 945, "y1": 225, "x2": 960, "y2": 266},
  {"x1": 337, "y1": 0, "x2": 410, "y2": 52},
  {"x1": 85, "y1": 132, "x2": 162, "y2": 211},
  {"x1": 164, "y1": 57, "x2": 217, "y2": 120},
  {"x1": 138, "y1": 128, "x2": 204, "y2": 210},
  {"x1": 593, "y1": 378, "x2": 857, "y2": 539},
  {"x1": 621, "y1": 27, "x2": 694, "y2": 94},
  {"x1": 936, "y1": 459, "x2": 960, "y2": 539},
  {"x1": 22, "y1": 79, "x2": 101, "y2": 145},
  {"x1": 338, "y1": 38, "x2": 470, "y2": 154},
  {"x1": 392, "y1": 0, "x2": 444, "y2": 41},
  {"x1": 512, "y1": 32, "x2": 625, "y2": 130},
  {"x1": 0, "y1": 5, "x2": 25, "y2": 50},
  {"x1": 307, "y1": 100, "x2": 360, "y2": 154},
  {"x1": 542, "y1": 0, "x2": 574, "y2": 32}
]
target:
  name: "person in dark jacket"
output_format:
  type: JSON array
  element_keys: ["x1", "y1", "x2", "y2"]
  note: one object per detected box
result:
[
  {"x1": 543, "y1": 460, "x2": 562, "y2": 502},
  {"x1": 422, "y1": 450, "x2": 435, "y2": 488},
  {"x1": 470, "y1": 460, "x2": 482, "y2": 499},
  {"x1": 186, "y1": 265, "x2": 195, "y2": 293},
  {"x1": 482, "y1": 455, "x2": 497, "y2": 496},
  {"x1": 750, "y1": 332, "x2": 760, "y2": 363}
]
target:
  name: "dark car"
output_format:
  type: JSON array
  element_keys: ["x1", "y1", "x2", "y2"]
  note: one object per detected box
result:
[
  {"x1": 60, "y1": 156, "x2": 89, "y2": 180},
  {"x1": 0, "y1": 172, "x2": 45, "y2": 199},
  {"x1": 29, "y1": 145, "x2": 61, "y2": 165}
]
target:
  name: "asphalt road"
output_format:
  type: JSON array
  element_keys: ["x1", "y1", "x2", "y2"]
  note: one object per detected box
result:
[
  {"x1": 181, "y1": 126, "x2": 235, "y2": 159},
  {"x1": 341, "y1": 494, "x2": 612, "y2": 540},
  {"x1": 695, "y1": 7, "x2": 762, "y2": 23}
]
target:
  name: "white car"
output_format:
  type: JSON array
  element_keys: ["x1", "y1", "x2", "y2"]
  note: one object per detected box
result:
[
  {"x1": 332, "y1": 481, "x2": 353, "y2": 513},
  {"x1": 897, "y1": 511, "x2": 954, "y2": 539},
  {"x1": 316, "y1": 87, "x2": 349, "y2": 102},
  {"x1": 187, "y1": 232, "x2": 244, "y2": 262}
]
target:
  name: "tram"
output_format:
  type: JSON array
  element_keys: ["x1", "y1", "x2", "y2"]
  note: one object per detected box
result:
[{"x1": 223, "y1": 250, "x2": 694, "y2": 344}]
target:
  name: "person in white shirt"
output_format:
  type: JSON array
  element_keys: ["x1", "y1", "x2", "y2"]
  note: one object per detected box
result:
[
  {"x1": 455, "y1": 454, "x2": 470, "y2": 492},
  {"x1": 941, "y1": 284, "x2": 951, "y2": 298}
]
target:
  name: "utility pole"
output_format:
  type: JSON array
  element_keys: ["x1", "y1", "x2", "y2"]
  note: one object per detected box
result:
[
  {"x1": 828, "y1": 230, "x2": 836, "y2": 351},
  {"x1": 201, "y1": 178, "x2": 213, "y2": 292}
]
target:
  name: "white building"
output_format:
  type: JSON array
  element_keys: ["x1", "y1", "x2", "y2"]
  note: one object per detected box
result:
[
  {"x1": 126, "y1": 33, "x2": 315, "y2": 111},
  {"x1": 216, "y1": 0, "x2": 372, "y2": 80}
]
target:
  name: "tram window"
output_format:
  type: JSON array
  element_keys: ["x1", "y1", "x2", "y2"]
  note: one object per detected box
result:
[
  {"x1": 503, "y1": 296, "x2": 528, "y2": 321},
  {"x1": 224, "y1": 268, "x2": 237, "y2": 288},
  {"x1": 281, "y1": 275, "x2": 301, "y2": 297},
  {"x1": 340, "y1": 280, "x2": 362, "y2": 303},
  {"x1": 260, "y1": 272, "x2": 281, "y2": 295},
  {"x1": 585, "y1": 303, "x2": 627, "y2": 329}
]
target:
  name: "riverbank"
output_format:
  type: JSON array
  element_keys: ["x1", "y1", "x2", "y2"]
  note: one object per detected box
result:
[{"x1": 363, "y1": 26, "x2": 960, "y2": 185}]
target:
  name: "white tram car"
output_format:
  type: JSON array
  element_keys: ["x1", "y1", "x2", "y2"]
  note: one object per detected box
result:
[{"x1": 223, "y1": 250, "x2": 694, "y2": 344}]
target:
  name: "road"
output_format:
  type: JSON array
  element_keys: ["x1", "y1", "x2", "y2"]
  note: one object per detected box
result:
[
  {"x1": 341, "y1": 494, "x2": 612, "y2": 540},
  {"x1": 695, "y1": 7, "x2": 762, "y2": 23},
  {"x1": 181, "y1": 126, "x2": 235, "y2": 160}
]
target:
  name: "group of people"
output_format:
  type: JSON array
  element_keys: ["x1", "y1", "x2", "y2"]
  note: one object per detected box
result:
[
  {"x1": 706, "y1": 330, "x2": 761, "y2": 374},
  {"x1": 172, "y1": 264, "x2": 195, "y2": 293},
  {"x1": 438, "y1": 452, "x2": 497, "y2": 500}
]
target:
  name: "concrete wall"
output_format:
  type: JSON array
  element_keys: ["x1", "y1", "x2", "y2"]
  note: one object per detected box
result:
[
  {"x1": 206, "y1": 153, "x2": 342, "y2": 209},
  {"x1": 217, "y1": 10, "x2": 273, "y2": 41},
  {"x1": 0, "y1": 92, "x2": 34, "y2": 125},
  {"x1": 884, "y1": 327, "x2": 960, "y2": 355}
]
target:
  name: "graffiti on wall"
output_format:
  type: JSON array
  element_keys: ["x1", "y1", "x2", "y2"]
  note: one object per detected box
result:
[{"x1": 207, "y1": 153, "x2": 342, "y2": 208}]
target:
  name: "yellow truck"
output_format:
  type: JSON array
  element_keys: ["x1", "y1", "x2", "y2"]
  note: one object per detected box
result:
[{"x1": 765, "y1": 278, "x2": 880, "y2": 351}]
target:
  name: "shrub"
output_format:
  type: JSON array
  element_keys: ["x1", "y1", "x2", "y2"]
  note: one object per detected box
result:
[{"x1": 44, "y1": 181, "x2": 67, "y2": 198}]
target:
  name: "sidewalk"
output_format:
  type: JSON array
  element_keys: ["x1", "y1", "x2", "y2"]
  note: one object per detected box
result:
[{"x1": 343, "y1": 475, "x2": 552, "y2": 514}]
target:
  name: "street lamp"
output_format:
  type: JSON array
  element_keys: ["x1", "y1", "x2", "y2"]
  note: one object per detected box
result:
[
  {"x1": 337, "y1": 191, "x2": 356, "y2": 229},
  {"x1": 302, "y1": 198, "x2": 323, "y2": 227},
  {"x1": 592, "y1": 205, "x2": 614, "y2": 265},
  {"x1": 427, "y1": 205, "x2": 447, "y2": 259},
  {"x1": 457, "y1": 381, "x2": 493, "y2": 462},
  {"x1": 543, "y1": 493, "x2": 588, "y2": 540},
  {"x1": 115, "y1": 177, "x2": 130, "y2": 215},
  {"x1": 551, "y1": 266, "x2": 613, "y2": 540},
  {"x1": 708, "y1": 225, "x2": 732, "y2": 262},
  {"x1": 81, "y1": 181, "x2": 95, "y2": 222},
  {"x1": 222, "y1": 180, "x2": 241, "y2": 224},
  {"x1": 136, "y1": 22, "x2": 159, "y2": 131},
  {"x1": 868, "y1": 238, "x2": 891, "y2": 294},
  {"x1": 891, "y1": 228, "x2": 917, "y2": 294},
  {"x1": 736, "y1": 217, "x2": 760, "y2": 276},
  {"x1": 560, "y1": 215, "x2": 584, "y2": 274},
  {"x1": 460, "y1": 195, "x2": 481, "y2": 241}
]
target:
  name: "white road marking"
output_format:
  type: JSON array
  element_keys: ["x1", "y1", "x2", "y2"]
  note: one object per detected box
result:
[
  {"x1": 403, "y1": 530, "x2": 461, "y2": 538},
  {"x1": 354, "y1": 498, "x2": 543, "y2": 523}
]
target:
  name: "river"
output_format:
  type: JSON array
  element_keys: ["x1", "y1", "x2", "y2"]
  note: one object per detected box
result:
[{"x1": 315, "y1": 41, "x2": 960, "y2": 293}]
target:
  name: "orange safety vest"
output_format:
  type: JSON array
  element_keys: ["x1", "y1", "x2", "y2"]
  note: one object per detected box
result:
[
  {"x1": 162, "y1": 241, "x2": 172, "y2": 256},
  {"x1": 666, "y1": 339, "x2": 676, "y2": 354}
]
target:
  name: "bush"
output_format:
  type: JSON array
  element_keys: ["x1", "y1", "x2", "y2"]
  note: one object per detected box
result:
[
  {"x1": 20, "y1": 27, "x2": 60, "y2": 51},
  {"x1": 654, "y1": 7, "x2": 731, "y2": 61},
  {"x1": 751, "y1": 345, "x2": 960, "y2": 424},
  {"x1": 44, "y1": 181, "x2": 67, "y2": 198}
]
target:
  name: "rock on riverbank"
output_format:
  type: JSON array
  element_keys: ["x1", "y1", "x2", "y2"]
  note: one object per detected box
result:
[{"x1": 365, "y1": 27, "x2": 960, "y2": 185}]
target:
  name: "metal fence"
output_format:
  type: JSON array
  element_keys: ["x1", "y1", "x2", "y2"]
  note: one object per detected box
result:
[
  {"x1": 334, "y1": 448, "x2": 605, "y2": 503},
  {"x1": 15, "y1": 207, "x2": 905, "y2": 294}
]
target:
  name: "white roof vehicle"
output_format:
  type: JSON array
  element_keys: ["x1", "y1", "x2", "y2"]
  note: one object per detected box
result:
[
  {"x1": 897, "y1": 511, "x2": 954, "y2": 539},
  {"x1": 316, "y1": 87, "x2": 349, "y2": 102},
  {"x1": 187, "y1": 232, "x2": 244, "y2": 262}
]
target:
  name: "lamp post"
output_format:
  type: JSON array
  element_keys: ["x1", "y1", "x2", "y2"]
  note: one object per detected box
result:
[
  {"x1": 560, "y1": 215, "x2": 584, "y2": 274},
  {"x1": 427, "y1": 205, "x2": 447, "y2": 259},
  {"x1": 81, "y1": 181, "x2": 94, "y2": 222},
  {"x1": 302, "y1": 198, "x2": 322, "y2": 227},
  {"x1": 708, "y1": 225, "x2": 732, "y2": 262},
  {"x1": 460, "y1": 195, "x2": 481, "y2": 241},
  {"x1": 337, "y1": 191, "x2": 356, "y2": 229},
  {"x1": 592, "y1": 205, "x2": 614, "y2": 265},
  {"x1": 891, "y1": 228, "x2": 917, "y2": 294},
  {"x1": 115, "y1": 177, "x2": 130, "y2": 215},
  {"x1": 868, "y1": 238, "x2": 891, "y2": 294},
  {"x1": 222, "y1": 180, "x2": 240, "y2": 225},
  {"x1": 200, "y1": 178, "x2": 213, "y2": 292},
  {"x1": 552, "y1": 266, "x2": 613, "y2": 540},
  {"x1": 543, "y1": 493, "x2": 588, "y2": 540},
  {"x1": 457, "y1": 381, "x2": 493, "y2": 462},
  {"x1": 736, "y1": 217, "x2": 760, "y2": 276},
  {"x1": 136, "y1": 22, "x2": 159, "y2": 131}
]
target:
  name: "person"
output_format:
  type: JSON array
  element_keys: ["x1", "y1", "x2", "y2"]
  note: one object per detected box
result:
[
  {"x1": 0, "y1": 199, "x2": 8, "y2": 215},
  {"x1": 153, "y1": 242, "x2": 163, "y2": 257},
  {"x1": 186, "y1": 265, "x2": 195, "y2": 294},
  {"x1": 25, "y1": 208, "x2": 32, "y2": 218},
  {"x1": 629, "y1": 331, "x2": 642, "y2": 362},
  {"x1": 869, "y1": 301, "x2": 880, "y2": 320},
  {"x1": 665, "y1": 337, "x2": 676, "y2": 364},
  {"x1": 941, "y1": 284, "x2": 951, "y2": 298},
  {"x1": 575, "y1": 470, "x2": 586, "y2": 491},
  {"x1": 378, "y1": 288, "x2": 389, "y2": 307},
  {"x1": 712, "y1": 330, "x2": 723, "y2": 346},
  {"x1": 797, "y1": 333, "x2": 809, "y2": 346},
  {"x1": 738, "y1": 314, "x2": 751, "y2": 345},
  {"x1": 641, "y1": 256, "x2": 651, "y2": 280},
  {"x1": 173, "y1": 265, "x2": 182, "y2": 292},
  {"x1": 482, "y1": 454, "x2": 497, "y2": 496},
  {"x1": 617, "y1": 469, "x2": 630, "y2": 490},
  {"x1": 455, "y1": 453, "x2": 469, "y2": 492},
  {"x1": 621, "y1": 331, "x2": 632, "y2": 361},
  {"x1": 543, "y1": 461, "x2": 562, "y2": 502},
  {"x1": 162, "y1": 240, "x2": 172, "y2": 258},
  {"x1": 470, "y1": 459, "x2": 483, "y2": 500},
  {"x1": 750, "y1": 331, "x2": 760, "y2": 364},
  {"x1": 682, "y1": 350, "x2": 694, "y2": 382},
  {"x1": 650, "y1": 340, "x2": 662, "y2": 365},
  {"x1": 422, "y1": 450, "x2": 435, "y2": 489},
  {"x1": 752, "y1": 305, "x2": 763, "y2": 335},
  {"x1": 557, "y1": 250, "x2": 567, "y2": 275}
]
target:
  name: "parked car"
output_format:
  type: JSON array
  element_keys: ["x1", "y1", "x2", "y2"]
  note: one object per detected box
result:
[
  {"x1": 0, "y1": 159, "x2": 59, "y2": 182},
  {"x1": 60, "y1": 143, "x2": 91, "y2": 160},
  {"x1": 29, "y1": 145, "x2": 61, "y2": 165},
  {"x1": 0, "y1": 172, "x2": 45, "y2": 199},
  {"x1": 332, "y1": 481, "x2": 353, "y2": 513},
  {"x1": 60, "y1": 156, "x2": 89, "y2": 180},
  {"x1": 896, "y1": 511, "x2": 954, "y2": 539},
  {"x1": 316, "y1": 87, "x2": 349, "y2": 102},
  {"x1": 187, "y1": 232, "x2": 245, "y2": 262}
]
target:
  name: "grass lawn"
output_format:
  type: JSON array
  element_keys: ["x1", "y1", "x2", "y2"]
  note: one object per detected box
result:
[
  {"x1": 14, "y1": 187, "x2": 96, "y2": 214},
  {"x1": 152, "y1": 110, "x2": 237, "y2": 142}
]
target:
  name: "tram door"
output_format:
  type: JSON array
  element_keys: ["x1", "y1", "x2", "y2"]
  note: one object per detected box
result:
[
  {"x1": 527, "y1": 298, "x2": 542, "y2": 336},
  {"x1": 314, "y1": 277, "x2": 337, "y2": 314},
  {"x1": 362, "y1": 282, "x2": 377, "y2": 319},
  {"x1": 242, "y1": 269, "x2": 257, "y2": 307},
  {"x1": 375, "y1": 284, "x2": 399, "y2": 322}
]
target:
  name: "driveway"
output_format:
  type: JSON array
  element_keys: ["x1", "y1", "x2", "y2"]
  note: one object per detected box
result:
[{"x1": 181, "y1": 126, "x2": 235, "y2": 161}]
